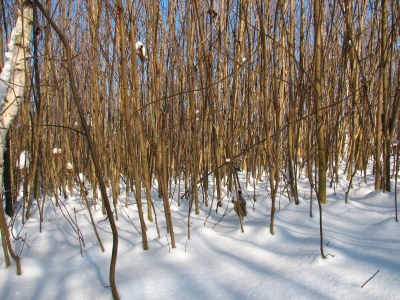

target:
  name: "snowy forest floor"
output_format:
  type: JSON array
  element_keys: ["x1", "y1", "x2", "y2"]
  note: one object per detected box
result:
[{"x1": 1, "y1": 162, "x2": 399, "y2": 300}]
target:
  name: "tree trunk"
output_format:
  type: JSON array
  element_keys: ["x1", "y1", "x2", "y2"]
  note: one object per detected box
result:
[
  {"x1": 0, "y1": 0, "x2": 33, "y2": 275},
  {"x1": 314, "y1": 0, "x2": 327, "y2": 204}
]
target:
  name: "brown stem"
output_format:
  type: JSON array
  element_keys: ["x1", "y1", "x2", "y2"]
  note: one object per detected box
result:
[{"x1": 33, "y1": 1, "x2": 119, "y2": 299}]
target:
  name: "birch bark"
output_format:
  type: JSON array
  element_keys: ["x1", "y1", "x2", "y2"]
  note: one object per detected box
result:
[
  {"x1": 0, "y1": 2, "x2": 33, "y2": 177},
  {"x1": 0, "y1": 0, "x2": 33, "y2": 275}
]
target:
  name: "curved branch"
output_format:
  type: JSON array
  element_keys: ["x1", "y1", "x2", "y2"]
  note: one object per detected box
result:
[{"x1": 32, "y1": 1, "x2": 120, "y2": 299}]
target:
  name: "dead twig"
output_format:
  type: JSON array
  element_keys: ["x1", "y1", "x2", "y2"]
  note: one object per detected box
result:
[
  {"x1": 165, "y1": 233, "x2": 170, "y2": 253},
  {"x1": 118, "y1": 200, "x2": 140, "y2": 234},
  {"x1": 57, "y1": 196, "x2": 85, "y2": 250},
  {"x1": 98, "y1": 215, "x2": 110, "y2": 224},
  {"x1": 212, "y1": 207, "x2": 235, "y2": 230},
  {"x1": 361, "y1": 270, "x2": 379, "y2": 288},
  {"x1": 204, "y1": 186, "x2": 218, "y2": 227},
  {"x1": 74, "y1": 207, "x2": 83, "y2": 257}
]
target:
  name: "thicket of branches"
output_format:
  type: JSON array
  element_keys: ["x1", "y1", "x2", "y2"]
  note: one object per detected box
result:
[
  {"x1": 2, "y1": 0, "x2": 399, "y2": 231},
  {"x1": 0, "y1": 0, "x2": 399, "y2": 296},
  {"x1": 1, "y1": 0, "x2": 400, "y2": 227}
]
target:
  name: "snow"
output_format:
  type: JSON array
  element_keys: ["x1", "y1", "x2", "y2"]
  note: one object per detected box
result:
[
  {"x1": 135, "y1": 41, "x2": 148, "y2": 61},
  {"x1": 0, "y1": 164, "x2": 399, "y2": 300},
  {"x1": 16, "y1": 150, "x2": 29, "y2": 169},
  {"x1": 135, "y1": 41, "x2": 144, "y2": 51},
  {"x1": 52, "y1": 148, "x2": 62, "y2": 155},
  {"x1": 78, "y1": 173, "x2": 85, "y2": 182}
]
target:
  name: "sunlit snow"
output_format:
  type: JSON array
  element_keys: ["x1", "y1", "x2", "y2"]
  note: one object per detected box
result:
[
  {"x1": 0, "y1": 163, "x2": 399, "y2": 300},
  {"x1": 16, "y1": 150, "x2": 29, "y2": 169}
]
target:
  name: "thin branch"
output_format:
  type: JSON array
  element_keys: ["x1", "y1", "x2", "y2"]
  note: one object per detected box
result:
[{"x1": 361, "y1": 270, "x2": 379, "y2": 288}]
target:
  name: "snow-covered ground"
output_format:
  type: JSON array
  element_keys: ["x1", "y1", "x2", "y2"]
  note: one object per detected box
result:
[{"x1": 1, "y1": 165, "x2": 399, "y2": 300}]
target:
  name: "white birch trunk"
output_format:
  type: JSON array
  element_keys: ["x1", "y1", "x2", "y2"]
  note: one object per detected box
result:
[{"x1": 0, "y1": 2, "x2": 33, "y2": 192}]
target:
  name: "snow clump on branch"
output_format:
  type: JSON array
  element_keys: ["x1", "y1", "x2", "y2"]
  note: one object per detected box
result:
[
  {"x1": 16, "y1": 151, "x2": 29, "y2": 169},
  {"x1": 135, "y1": 41, "x2": 148, "y2": 62}
]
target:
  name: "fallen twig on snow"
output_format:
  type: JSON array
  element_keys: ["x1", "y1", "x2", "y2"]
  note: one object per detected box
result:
[{"x1": 361, "y1": 270, "x2": 379, "y2": 288}]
